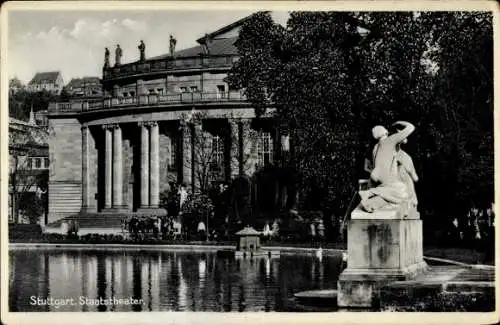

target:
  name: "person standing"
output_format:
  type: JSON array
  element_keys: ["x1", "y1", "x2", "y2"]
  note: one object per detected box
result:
[
  {"x1": 197, "y1": 220, "x2": 206, "y2": 241},
  {"x1": 317, "y1": 219, "x2": 325, "y2": 240},
  {"x1": 178, "y1": 184, "x2": 188, "y2": 227},
  {"x1": 310, "y1": 222, "x2": 316, "y2": 245},
  {"x1": 179, "y1": 184, "x2": 188, "y2": 210},
  {"x1": 263, "y1": 221, "x2": 271, "y2": 241}
]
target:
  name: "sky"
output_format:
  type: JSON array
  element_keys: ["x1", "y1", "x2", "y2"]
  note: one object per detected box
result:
[{"x1": 8, "y1": 10, "x2": 290, "y2": 84}]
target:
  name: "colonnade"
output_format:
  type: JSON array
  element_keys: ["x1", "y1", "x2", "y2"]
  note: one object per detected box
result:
[{"x1": 80, "y1": 118, "x2": 257, "y2": 213}]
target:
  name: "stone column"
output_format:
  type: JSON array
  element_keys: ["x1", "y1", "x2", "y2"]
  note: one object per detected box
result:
[
  {"x1": 81, "y1": 125, "x2": 90, "y2": 212},
  {"x1": 240, "y1": 118, "x2": 255, "y2": 177},
  {"x1": 103, "y1": 125, "x2": 113, "y2": 209},
  {"x1": 192, "y1": 121, "x2": 203, "y2": 193},
  {"x1": 180, "y1": 121, "x2": 192, "y2": 189},
  {"x1": 112, "y1": 124, "x2": 124, "y2": 208},
  {"x1": 228, "y1": 119, "x2": 239, "y2": 179},
  {"x1": 139, "y1": 122, "x2": 150, "y2": 208},
  {"x1": 149, "y1": 121, "x2": 160, "y2": 208}
]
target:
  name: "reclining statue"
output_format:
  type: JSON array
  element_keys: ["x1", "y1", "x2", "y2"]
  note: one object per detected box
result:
[{"x1": 359, "y1": 121, "x2": 417, "y2": 213}]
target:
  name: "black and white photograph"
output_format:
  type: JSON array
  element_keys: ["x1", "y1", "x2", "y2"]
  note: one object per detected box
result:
[{"x1": 1, "y1": 1, "x2": 497, "y2": 324}]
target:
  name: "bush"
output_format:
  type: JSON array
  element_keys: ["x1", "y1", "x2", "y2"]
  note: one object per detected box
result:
[
  {"x1": 180, "y1": 193, "x2": 214, "y2": 233},
  {"x1": 9, "y1": 224, "x2": 43, "y2": 240},
  {"x1": 299, "y1": 210, "x2": 323, "y2": 223}
]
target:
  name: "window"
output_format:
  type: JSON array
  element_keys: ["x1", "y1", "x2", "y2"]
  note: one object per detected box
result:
[
  {"x1": 168, "y1": 138, "x2": 176, "y2": 170},
  {"x1": 148, "y1": 89, "x2": 155, "y2": 94},
  {"x1": 190, "y1": 86, "x2": 198, "y2": 93},
  {"x1": 157, "y1": 88, "x2": 164, "y2": 95},
  {"x1": 129, "y1": 91, "x2": 135, "y2": 97},
  {"x1": 210, "y1": 135, "x2": 224, "y2": 172},
  {"x1": 29, "y1": 157, "x2": 49, "y2": 170},
  {"x1": 180, "y1": 87, "x2": 188, "y2": 93},
  {"x1": 123, "y1": 92, "x2": 129, "y2": 97},
  {"x1": 216, "y1": 85, "x2": 226, "y2": 99},
  {"x1": 257, "y1": 132, "x2": 273, "y2": 167}
]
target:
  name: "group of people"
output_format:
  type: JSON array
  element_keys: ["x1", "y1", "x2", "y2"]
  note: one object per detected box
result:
[
  {"x1": 124, "y1": 215, "x2": 182, "y2": 240},
  {"x1": 121, "y1": 181, "x2": 232, "y2": 241},
  {"x1": 449, "y1": 204, "x2": 495, "y2": 249}
]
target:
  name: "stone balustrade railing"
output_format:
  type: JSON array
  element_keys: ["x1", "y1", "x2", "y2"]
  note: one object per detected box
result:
[
  {"x1": 102, "y1": 55, "x2": 238, "y2": 79},
  {"x1": 48, "y1": 91, "x2": 248, "y2": 115}
]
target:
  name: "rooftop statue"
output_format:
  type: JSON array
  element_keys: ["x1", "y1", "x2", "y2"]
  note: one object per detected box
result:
[
  {"x1": 359, "y1": 121, "x2": 416, "y2": 213},
  {"x1": 138, "y1": 40, "x2": 146, "y2": 61},
  {"x1": 169, "y1": 35, "x2": 177, "y2": 57},
  {"x1": 104, "y1": 47, "x2": 110, "y2": 68},
  {"x1": 115, "y1": 44, "x2": 122, "y2": 67}
]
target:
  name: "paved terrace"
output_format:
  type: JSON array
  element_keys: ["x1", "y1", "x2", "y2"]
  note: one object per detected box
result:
[
  {"x1": 379, "y1": 265, "x2": 495, "y2": 311},
  {"x1": 292, "y1": 264, "x2": 495, "y2": 312}
]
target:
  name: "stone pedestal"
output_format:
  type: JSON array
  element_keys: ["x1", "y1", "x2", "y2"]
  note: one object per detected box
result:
[{"x1": 338, "y1": 203, "x2": 428, "y2": 308}]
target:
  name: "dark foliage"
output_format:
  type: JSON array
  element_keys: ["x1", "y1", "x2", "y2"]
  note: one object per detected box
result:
[{"x1": 227, "y1": 11, "x2": 493, "y2": 239}]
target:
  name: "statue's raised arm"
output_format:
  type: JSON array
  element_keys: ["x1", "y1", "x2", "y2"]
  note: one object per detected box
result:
[
  {"x1": 359, "y1": 121, "x2": 417, "y2": 213},
  {"x1": 387, "y1": 121, "x2": 415, "y2": 145}
]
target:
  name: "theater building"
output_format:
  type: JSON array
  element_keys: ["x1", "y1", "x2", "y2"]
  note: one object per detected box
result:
[{"x1": 46, "y1": 16, "x2": 292, "y2": 229}]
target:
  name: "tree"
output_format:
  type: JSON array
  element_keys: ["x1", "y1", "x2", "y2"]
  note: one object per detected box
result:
[
  {"x1": 9, "y1": 125, "x2": 49, "y2": 224},
  {"x1": 59, "y1": 87, "x2": 71, "y2": 101},
  {"x1": 424, "y1": 12, "x2": 493, "y2": 224},
  {"x1": 9, "y1": 88, "x2": 62, "y2": 121},
  {"x1": 228, "y1": 12, "x2": 365, "y2": 224},
  {"x1": 182, "y1": 111, "x2": 259, "y2": 194},
  {"x1": 227, "y1": 11, "x2": 493, "y2": 240},
  {"x1": 180, "y1": 193, "x2": 214, "y2": 236},
  {"x1": 181, "y1": 110, "x2": 263, "y2": 230}
]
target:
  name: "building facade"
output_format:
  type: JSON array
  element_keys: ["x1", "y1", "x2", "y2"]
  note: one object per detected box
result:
[
  {"x1": 9, "y1": 112, "x2": 49, "y2": 224},
  {"x1": 47, "y1": 17, "x2": 292, "y2": 226},
  {"x1": 28, "y1": 71, "x2": 64, "y2": 94},
  {"x1": 65, "y1": 77, "x2": 102, "y2": 98}
]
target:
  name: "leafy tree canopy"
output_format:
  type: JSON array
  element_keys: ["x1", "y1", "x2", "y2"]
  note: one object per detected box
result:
[{"x1": 227, "y1": 11, "x2": 493, "y2": 224}]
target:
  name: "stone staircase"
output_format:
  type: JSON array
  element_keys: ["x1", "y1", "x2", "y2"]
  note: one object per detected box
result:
[
  {"x1": 48, "y1": 182, "x2": 81, "y2": 215},
  {"x1": 46, "y1": 213, "x2": 126, "y2": 229},
  {"x1": 44, "y1": 213, "x2": 128, "y2": 235}
]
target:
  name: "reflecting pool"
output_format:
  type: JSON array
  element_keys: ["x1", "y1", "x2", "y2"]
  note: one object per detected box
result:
[{"x1": 9, "y1": 249, "x2": 343, "y2": 312}]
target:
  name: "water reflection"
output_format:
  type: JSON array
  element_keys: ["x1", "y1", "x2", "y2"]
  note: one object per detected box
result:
[{"x1": 9, "y1": 250, "x2": 342, "y2": 312}]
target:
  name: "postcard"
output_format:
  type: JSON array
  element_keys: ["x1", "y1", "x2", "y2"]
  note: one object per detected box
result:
[{"x1": 1, "y1": 1, "x2": 498, "y2": 325}]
